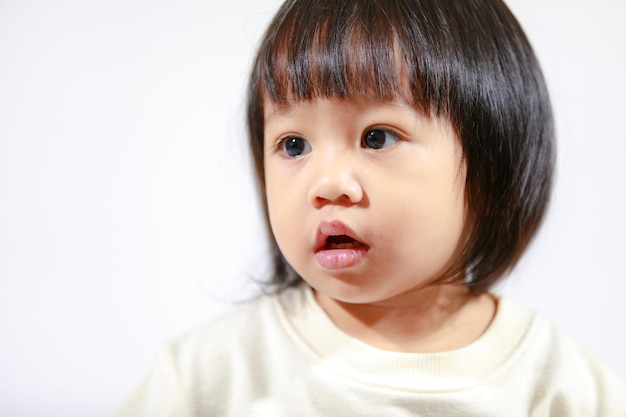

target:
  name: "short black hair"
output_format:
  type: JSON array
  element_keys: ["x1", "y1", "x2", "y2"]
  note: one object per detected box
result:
[{"x1": 247, "y1": 0, "x2": 555, "y2": 293}]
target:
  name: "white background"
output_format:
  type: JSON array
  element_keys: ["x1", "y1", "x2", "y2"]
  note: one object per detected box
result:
[{"x1": 0, "y1": 1, "x2": 625, "y2": 416}]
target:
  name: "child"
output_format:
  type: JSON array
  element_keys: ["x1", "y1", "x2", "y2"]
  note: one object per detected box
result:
[{"x1": 117, "y1": 0, "x2": 626, "y2": 415}]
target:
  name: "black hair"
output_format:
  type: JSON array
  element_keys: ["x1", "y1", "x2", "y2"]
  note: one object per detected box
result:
[{"x1": 247, "y1": 0, "x2": 555, "y2": 293}]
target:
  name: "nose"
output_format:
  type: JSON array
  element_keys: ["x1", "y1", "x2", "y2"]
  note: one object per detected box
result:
[{"x1": 308, "y1": 159, "x2": 364, "y2": 207}]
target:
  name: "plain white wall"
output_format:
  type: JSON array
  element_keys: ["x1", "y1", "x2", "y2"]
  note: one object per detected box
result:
[{"x1": 0, "y1": 1, "x2": 624, "y2": 416}]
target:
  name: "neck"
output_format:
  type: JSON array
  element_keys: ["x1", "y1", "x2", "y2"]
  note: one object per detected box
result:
[{"x1": 314, "y1": 285, "x2": 497, "y2": 353}]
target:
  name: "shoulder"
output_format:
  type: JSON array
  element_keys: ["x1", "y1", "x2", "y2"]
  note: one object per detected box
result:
[
  {"x1": 496, "y1": 297, "x2": 626, "y2": 415},
  {"x1": 116, "y1": 285, "x2": 311, "y2": 417},
  {"x1": 169, "y1": 289, "x2": 283, "y2": 361},
  {"x1": 164, "y1": 283, "x2": 313, "y2": 374}
]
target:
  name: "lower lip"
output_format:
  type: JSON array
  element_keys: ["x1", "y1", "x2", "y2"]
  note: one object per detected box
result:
[{"x1": 315, "y1": 248, "x2": 368, "y2": 270}]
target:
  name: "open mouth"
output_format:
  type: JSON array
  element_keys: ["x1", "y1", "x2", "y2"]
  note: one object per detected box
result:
[
  {"x1": 325, "y1": 235, "x2": 366, "y2": 250},
  {"x1": 315, "y1": 221, "x2": 369, "y2": 269}
]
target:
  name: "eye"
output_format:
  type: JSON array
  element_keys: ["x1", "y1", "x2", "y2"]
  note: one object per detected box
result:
[
  {"x1": 362, "y1": 128, "x2": 399, "y2": 150},
  {"x1": 280, "y1": 137, "x2": 311, "y2": 157}
]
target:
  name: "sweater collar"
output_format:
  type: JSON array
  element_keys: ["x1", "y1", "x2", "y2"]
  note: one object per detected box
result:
[{"x1": 275, "y1": 283, "x2": 536, "y2": 392}]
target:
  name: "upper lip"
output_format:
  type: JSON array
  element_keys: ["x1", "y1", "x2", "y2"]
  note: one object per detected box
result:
[{"x1": 314, "y1": 220, "x2": 367, "y2": 252}]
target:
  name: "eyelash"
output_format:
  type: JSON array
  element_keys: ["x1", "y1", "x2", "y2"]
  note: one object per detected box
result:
[
  {"x1": 275, "y1": 136, "x2": 311, "y2": 158},
  {"x1": 274, "y1": 126, "x2": 402, "y2": 158},
  {"x1": 361, "y1": 127, "x2": 400, "y2": 150}
]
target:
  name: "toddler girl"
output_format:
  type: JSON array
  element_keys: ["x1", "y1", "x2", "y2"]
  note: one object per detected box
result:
[{"x1": 118, "y1": 0, "x2": 626, "y2": 415}]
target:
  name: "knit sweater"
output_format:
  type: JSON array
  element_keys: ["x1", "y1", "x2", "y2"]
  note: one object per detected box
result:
[{"x1": 116, "y1": 284, "x2": 626, "y2": 416}]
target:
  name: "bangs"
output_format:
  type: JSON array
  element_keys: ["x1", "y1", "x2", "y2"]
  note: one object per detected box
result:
[{"x1": 256, "y1": 0, "x2": 426, "y2": 108}]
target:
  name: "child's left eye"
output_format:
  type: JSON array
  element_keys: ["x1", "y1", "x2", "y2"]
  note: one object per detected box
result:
[{"x1": 362, "y1": 129, "x2": 399, "y2": 149}]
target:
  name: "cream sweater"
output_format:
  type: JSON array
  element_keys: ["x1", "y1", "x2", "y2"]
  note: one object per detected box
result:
[{"x1": 117, "y1": 284, "x2": 626, "y2": 416}]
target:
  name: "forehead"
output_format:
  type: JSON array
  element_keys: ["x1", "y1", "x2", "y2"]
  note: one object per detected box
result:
[{"x1": 262, "y1": 97, "x2": 412, "y2": 124}]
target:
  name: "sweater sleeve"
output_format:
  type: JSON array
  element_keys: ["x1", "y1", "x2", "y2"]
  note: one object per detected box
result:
[
  {"x1": 528, "y1": 322, "x2": 626, "y2": 416},
  {"x1": 579, "y1": 347, "x2": 626, "y2": 416}
]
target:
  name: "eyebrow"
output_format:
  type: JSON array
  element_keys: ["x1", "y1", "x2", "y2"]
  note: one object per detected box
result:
[
  {"x1": 263, "y1": 102, "x2": 295, "y2": 124},
  {"x1": 264, "y1": 98, "x2": 417, "y2": 122}
]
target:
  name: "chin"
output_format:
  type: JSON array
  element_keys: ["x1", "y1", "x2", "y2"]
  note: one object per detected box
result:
[{"x1": 306, "y1": 276, "x2": 396, "y2": 305}]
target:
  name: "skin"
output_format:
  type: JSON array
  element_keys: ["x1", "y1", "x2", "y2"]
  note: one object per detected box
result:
[{"x1": 263, "y1": 97, "x2": 496, "y2": 353}]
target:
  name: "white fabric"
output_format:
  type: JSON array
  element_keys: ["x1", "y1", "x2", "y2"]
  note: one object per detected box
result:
[{"x1": 116, "y1": 284, "x2": 626, "y2": 416}]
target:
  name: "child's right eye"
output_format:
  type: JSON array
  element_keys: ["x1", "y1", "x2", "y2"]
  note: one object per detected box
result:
[{"x1": 280, "y1": 137, "x2": 311, "y2": 157}]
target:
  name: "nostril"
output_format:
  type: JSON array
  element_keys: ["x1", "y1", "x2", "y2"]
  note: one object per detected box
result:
[
  {"x1": 314, "y1": 193, "x2": 355, "y2": 208},
  {"x1": 310, "y1": 175, "x2": 364, "y2": 206}
]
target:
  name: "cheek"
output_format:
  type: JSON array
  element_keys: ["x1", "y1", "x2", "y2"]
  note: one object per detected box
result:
[
  {"x1": 265, "y1": 176, "x2": 285, "y2": 234},
  {"x1": 388, "y1": 199, "x2": 465, "y2": 282},
  {"x1": 375, "y1": 163, "x2": 467, "y2": 270},
  {"x1": 384, "y1": 190, "x2": 465, "y2": 245},
  {"x1": 264, "y1": 169, "x2": 303, "y2": 249}
]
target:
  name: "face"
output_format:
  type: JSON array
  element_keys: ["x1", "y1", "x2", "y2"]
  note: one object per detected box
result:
[{"x1": 263, "y1": 97, "x2": 467, "y2": 306}]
